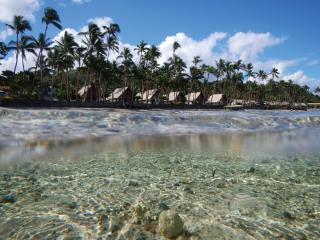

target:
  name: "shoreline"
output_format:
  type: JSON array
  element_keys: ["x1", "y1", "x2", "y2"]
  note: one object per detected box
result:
[{"x1": 0, "y1": 100, "x2": 312, "y2": 111}]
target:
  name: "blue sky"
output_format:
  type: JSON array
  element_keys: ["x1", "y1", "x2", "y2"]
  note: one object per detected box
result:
[{"x1": 0, "y1": 0, "x2": 319, "y2": 89}]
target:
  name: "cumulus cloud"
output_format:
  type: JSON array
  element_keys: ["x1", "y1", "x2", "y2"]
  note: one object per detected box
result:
[
  {"x1": 0, "y1": 28, "x2": 14, "y2": 41},
  {"x1": 227, "y1": 32, "x2": 286, "y2": 61},
  {"x1": 283, "y1": 71, "x2": 319, "y2": 90},
  {"x1": 158, "y1": 32, "x2": 227, "y2": 66},
  {"x1": 0, "y1": 0, "x2": 40, "y2": 23}
]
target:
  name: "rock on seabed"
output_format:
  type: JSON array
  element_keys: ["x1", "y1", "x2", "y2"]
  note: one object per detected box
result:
[{"x1": 158, "y1": 209, "x2": 184, "y2": 239}]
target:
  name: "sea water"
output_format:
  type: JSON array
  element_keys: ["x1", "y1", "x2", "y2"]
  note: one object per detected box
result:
[{"x1": 0, "y1": 108, "x2": 319, "y2": 239}]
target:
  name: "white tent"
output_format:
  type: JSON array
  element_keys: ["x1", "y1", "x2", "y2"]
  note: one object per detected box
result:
[
  {"x1": 206, "y1": 94, "x2": 224, "y2": 104},
  {"x1": 107, "y1": 87, "x2": 129, "y2": 101}
]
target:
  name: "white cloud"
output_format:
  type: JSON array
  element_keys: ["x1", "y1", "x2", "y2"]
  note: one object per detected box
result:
[
  {"x1": 283, "y1": 71, "x2": 319, "y2": 90},
  {"x1": 71, "y1": 0, "x2": 92, "y2": 4},
  {"x1": 0, "y1": 0, "x2": 40, "y2": 23},
  {"x1": 0, "y1": 28, "x2": 14, "y2": 41},
  {"x1": 80, "y1": 17, "x2": 113, "y2": 33},
  {"x1": 307, "y1": 60, "x2": 319, "y2": 66},
  {"x1": 227, "y1": 32, "x2": 286, "y2": 61},
  {"x1": 158, "y1": 32, "x2": 227, "y2": 66}
]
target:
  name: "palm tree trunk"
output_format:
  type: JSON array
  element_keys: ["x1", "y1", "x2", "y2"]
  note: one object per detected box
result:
[
  {"x1": 13, "y1": 33, "x2": 19, "y2": 74},
  {"x1": 22, "y1": 57, "x2": 25, "y2": 95}
]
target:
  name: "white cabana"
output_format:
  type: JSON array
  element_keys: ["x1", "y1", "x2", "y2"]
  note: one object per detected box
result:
[
  {"x1": 168, "y1": 91, "x2": 184, "y2": 103},
  {"x1": 106, "y1": 87, "x2": 132, "y2": 102},
  {"x1": 78, "y1": 85, "x2": 90, "y2": 97},
  {"x1": 206, "y1": 94, "x2": 225, "y2": 105},
  {"x1": 137, "y1": 89, "x2": 160, "y2": 103},
  {"x1": 185, "y1": 92, "x2": 205, "y2": 104}
]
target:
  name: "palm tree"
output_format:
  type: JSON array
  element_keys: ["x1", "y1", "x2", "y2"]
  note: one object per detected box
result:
[
  {"x1": 105, "y1": 36, "x2": 119, "y2": 60},
  {"x1": 270, "y1": 68, "x2": 280, "y2": 81},
  {"x1": 173, "y1": 41, "x2": 181, "y2": 54},
  {"x1": 56, "y1": 31, "x2": 78, "y2": 100},
  {"x1": 6, "y1": 15, "x2": 32, "y2": 73},
  {"x1": 42, "y1": 7, "x2": 62, "y2": 36},
  {"x1": 134, "y1": 41, "x2": 149, "y2": 97},
  {"x1": 31, "y1": 33, "x2": 52, "y2": 71},
  {"x1": 7, "y1": 35, "x2": 35, "y2": 94},
  {"x1": 103, "y1": 23, "x2": 120, "y2": 40},
  {"x1": 145, "y1": 45, "x2": 161, "y2": 97},
  {"x1": 257, "y1": 70, "x2": 268, "y2": 83},
  {"x1": 37, "y1": 7, "x2": 62, "y2": 89},
  {"x1": 135, "y1": 41, "x2": 149, "y2": 66},
  {"x1": 80, "y1": 23, "x2": 105, "y2": 59},
  {"x1": 117, "y1": 47, "x2": 134, "y2": 87}
]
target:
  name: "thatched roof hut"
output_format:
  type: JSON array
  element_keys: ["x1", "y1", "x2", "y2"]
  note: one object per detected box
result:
[
  {"x1": 106, "y1": 87, "x2": 132, "y2": 103},
  {"x1": 185, "y1": 92, "x2": 205, "y2": 104},
  {"x1": 168, "y1": 91, "x2": 185, "y2": 103},
  {"x1": 137, "y1": 89, "x2": 160, "y2": 104},
  {"x1": 78, "y1": 85, "x2": 98, "y2": 102},
  {"x1": 206, "y1": 94, "x2": 226, "y2": 105}
]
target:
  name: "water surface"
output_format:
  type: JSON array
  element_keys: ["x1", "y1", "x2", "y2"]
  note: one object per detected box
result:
[{"x1": 0, "y1": 108, "x2": 319, "y2": 239}]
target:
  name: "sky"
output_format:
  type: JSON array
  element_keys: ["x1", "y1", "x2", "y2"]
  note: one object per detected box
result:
[{"x1": 0, "y1": 0, "x2": 319, "y2": 89}]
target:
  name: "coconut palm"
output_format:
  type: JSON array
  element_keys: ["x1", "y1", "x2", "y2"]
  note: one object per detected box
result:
[
  {"x1": 173, "y1": 41, "x2": 181, "y2": 54},
  {"x1": 105, "y1": 36, "x2": 119, "y2": 60},
  {"x1": 257, "y1": 70, "x2": 268, "y2": 82},
  {"x1": 103, "y1": 23, "x2": 120, "y2": 40},
  {"x1": 7, "y1": 36, "x2": 35, "y2": 94},
  {"x1": 270, "y1": 68, "x2": 280, "y2": 80},
  {"x1": 56, "y1": 31, "x2": 78, "y2": 100},
  {"x1": 80, "y1": 23, "x2": 105, "y2": 59},
  {"x1": 31, "y1": 33, "x2": 53, "y2": 83},
  {"x1": 36, "y1": 7, "x2": 62, "y2": 88},
  {"x1": 6, "y1": 15, "x2": 32, "y2": 73}
]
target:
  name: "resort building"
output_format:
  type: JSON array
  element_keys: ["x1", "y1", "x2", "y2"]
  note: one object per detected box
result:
[
  {"x1": 206, "y1": 94, "x2": 227, "y2": 106},
  {"x1": 185, "y1": 92, "x2": 205, "y2": 105},
  {"x1": 106, "y1": 87, "x2": 132, "y2": 104},
  {"x1": 78, "y1": 85, "x2": 98, "y2": 102},
  {"x1": 137, "y1": 89, "x2": 161, "y2": 104},
  {"x1": 167, "y1": 91, "x2": 185, "y2": 104}
]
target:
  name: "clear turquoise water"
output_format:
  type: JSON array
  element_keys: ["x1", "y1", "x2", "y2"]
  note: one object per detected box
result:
[{"x1": 0, "y1": 108, "x2": 319, "y2": 239}]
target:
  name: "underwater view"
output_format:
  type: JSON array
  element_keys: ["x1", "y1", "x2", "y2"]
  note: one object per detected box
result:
[{"x1": 0, "y1": 108, "x2": 320, "y2": 239}]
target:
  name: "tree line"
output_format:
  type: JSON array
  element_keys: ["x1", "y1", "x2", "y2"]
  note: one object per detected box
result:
[{"x1": 0, "y1": 7, "x2": 319, "y2": 104}]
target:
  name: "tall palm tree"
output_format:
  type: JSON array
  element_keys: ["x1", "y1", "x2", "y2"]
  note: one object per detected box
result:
[
  {"x1": 134, "y1": 41, "x2": 149, "y2": 97},
  {"x1": 74, "y1": 46, "x2": 86, "y2": 101},
  {"x1": 42, "y1": 7, "x2": 62, "y2": 36},
  {"x1": 80, "y1": 23, "x2": 105, "y2": 59},
  {"x1": 56, "y1": 31, "x2": 78, "y2": 100},
  {"x1": 38, "y1": 7, "x2": 62, "y2": 89},
  {"x1": 270, "y1": 68, "x2": 280, "y2": 81},
  {"x1": 257, "y1": 70, "x2": 267, "y2": 83},
  {"x1": 173, "y1": 41, "x2": 181, "y2": 54},
  {"x1": 103, "y1": 23, "x2": 120, "y2": 40},
  {"x1": 7, "y1": 36, "x2": 35, "y2": 93},
  {"x1": 105, "y1": 36, "x2": 119, "y2": 60},
  {"x1": 6, "y1": 15, "x2": 32, "y2": 73},
  {"x1": 31, "y1": 33, "x2": 52, "y2": 70},
  {"x1": 135, "y1": 40, "x2": 149, "y2": 65}
]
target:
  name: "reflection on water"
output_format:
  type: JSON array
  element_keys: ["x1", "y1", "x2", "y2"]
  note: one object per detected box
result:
[{"x1": 0, "y1": 108, "x2": 320, "y2": 239}]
